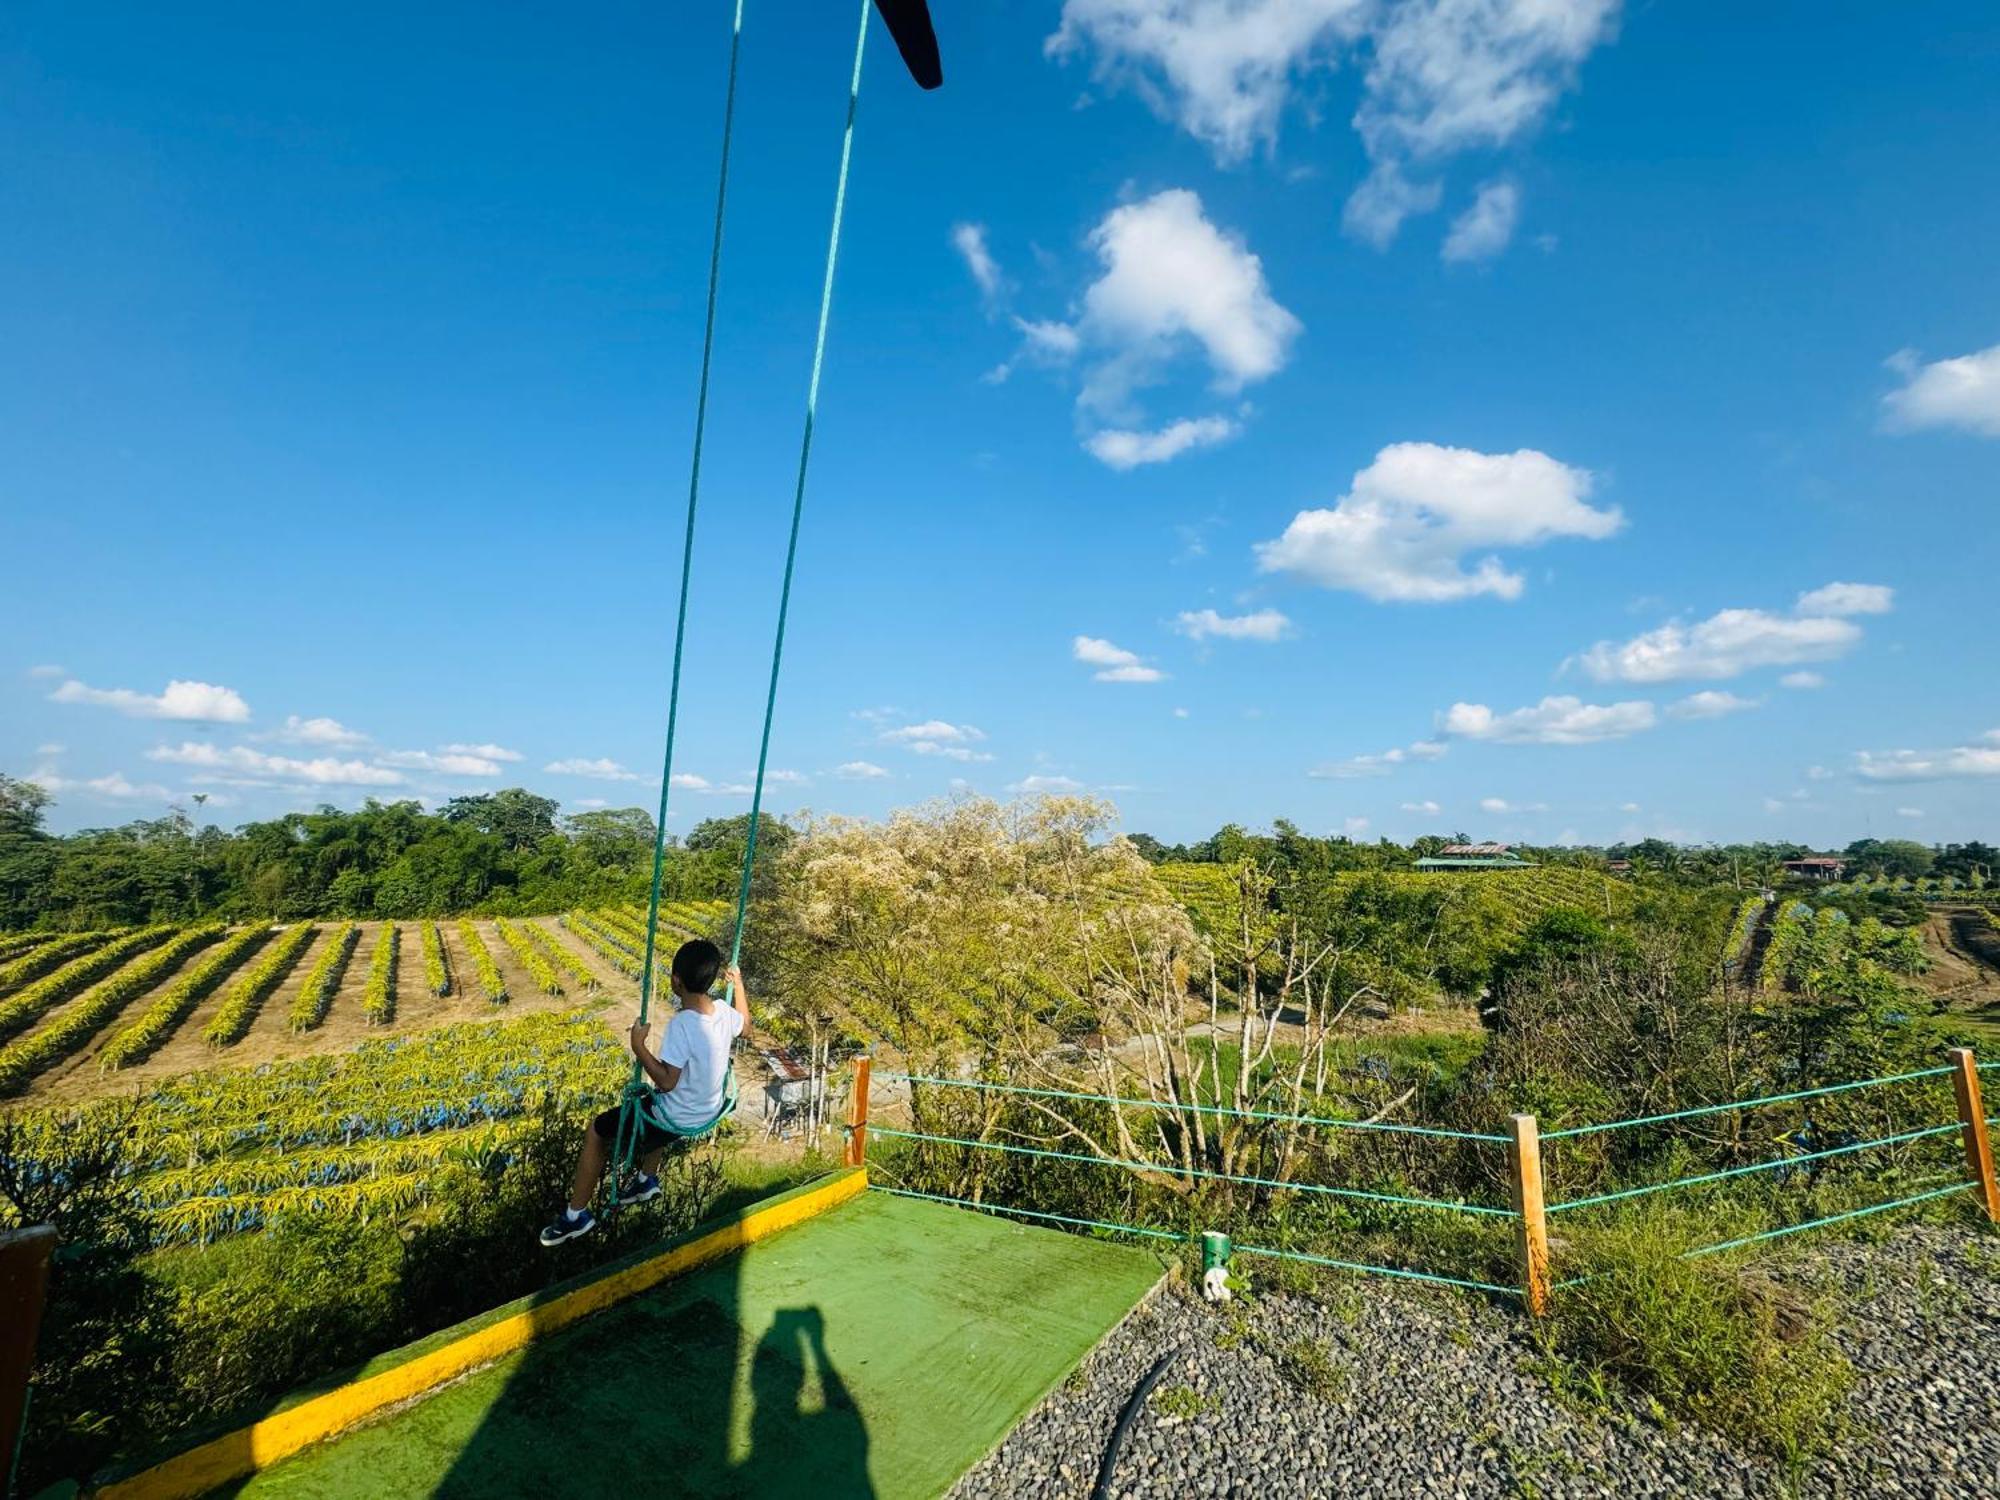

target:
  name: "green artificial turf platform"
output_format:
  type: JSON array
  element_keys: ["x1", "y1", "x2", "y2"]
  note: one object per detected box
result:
[{"x1": 226, "y1": 1190, "x2": 1164, "y2": 1500}]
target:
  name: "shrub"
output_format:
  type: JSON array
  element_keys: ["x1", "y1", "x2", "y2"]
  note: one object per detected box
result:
[
  {"x1": 1542, "y1": 1204, "x2": 1853, "y2": 1468},
  {"x1": 420, "y1": 920, "x2": 451, "y2": 997}
]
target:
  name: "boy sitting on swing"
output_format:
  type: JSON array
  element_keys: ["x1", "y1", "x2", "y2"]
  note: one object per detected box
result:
[{"x1": 541, "y1": 937, "x2": 747, "y2": 1246}]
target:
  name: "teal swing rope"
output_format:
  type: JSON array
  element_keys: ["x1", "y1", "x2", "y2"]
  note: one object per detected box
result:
[{"x1": 615, "y1": 0, "x2": 873, "y2": 1185}]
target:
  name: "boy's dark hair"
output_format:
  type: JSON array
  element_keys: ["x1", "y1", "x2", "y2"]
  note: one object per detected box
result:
[{"x1": 671, "y1": 939, "x2": 724, "y2": 996}]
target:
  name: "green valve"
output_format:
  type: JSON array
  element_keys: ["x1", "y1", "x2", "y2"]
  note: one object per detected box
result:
[{"x1": 1200, "y1": 1231, "x2": 1232, "y2": 1302}]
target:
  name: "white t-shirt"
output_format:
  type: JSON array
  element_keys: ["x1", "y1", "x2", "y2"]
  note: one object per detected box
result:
[{"x1": 648, "y1": 1001, "x2": 744, "y2": 1130}]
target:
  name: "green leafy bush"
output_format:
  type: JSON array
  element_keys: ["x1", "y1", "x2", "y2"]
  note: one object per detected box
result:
[{"x1": 1543, "y1": 1205, "x2": 1853, "y2": 1467}]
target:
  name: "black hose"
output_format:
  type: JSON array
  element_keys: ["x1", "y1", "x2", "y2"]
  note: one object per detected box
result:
[{"x1": 1089, "y1": 1344, "x2": 1183, "y2": 1500}]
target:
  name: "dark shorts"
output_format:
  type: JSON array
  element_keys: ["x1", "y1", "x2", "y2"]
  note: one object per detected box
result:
[{"x1": 591, "y1": 1104, "x2": 695, "y2": 1158}]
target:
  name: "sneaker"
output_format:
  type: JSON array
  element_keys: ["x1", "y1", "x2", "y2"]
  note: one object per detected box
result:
[
  {"x1": 539, "y1": 1207, "x2": 596, "y2": 1247},
  {"x1": 616, "y1": 1172, "x2": 661, "y2": 1206}
]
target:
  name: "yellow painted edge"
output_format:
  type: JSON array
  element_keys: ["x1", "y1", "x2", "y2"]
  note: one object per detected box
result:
[{"x1": 96, "y1": 1167, "x2": 869, "y2": 1500}]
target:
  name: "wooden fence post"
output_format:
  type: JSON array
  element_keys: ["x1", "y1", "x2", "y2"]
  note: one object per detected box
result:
[
  {"x1": 1, "y1": 1224, "x2": 57, "y2": 1489},
  {"x1": 1508, "y1": 1114, "x2": 1552, "y2": 1317},
  {"x1": 844, "y1": 1054, "x2": 872, "y2": 1169},
  {"x1": 1948, "y1": 1048, "x2": 1999, "y2": 1222}
]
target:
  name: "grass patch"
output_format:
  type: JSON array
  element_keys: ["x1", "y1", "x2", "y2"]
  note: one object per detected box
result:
[
  {"x1": 1272, "y1": 1334, "x2": 1345, "y2": 1400},
  {"x1": 1150, "y1": 1383, "x2": 1217, "y2": 1420},
  {"x1": 1540, "y1": 1204, "x2": 1852, "y2": 1470}
]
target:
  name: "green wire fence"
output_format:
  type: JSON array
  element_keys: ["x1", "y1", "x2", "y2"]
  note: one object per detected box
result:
[{"x1": 854, "y1": 1046, "x2": 2000, "y2": 1314}]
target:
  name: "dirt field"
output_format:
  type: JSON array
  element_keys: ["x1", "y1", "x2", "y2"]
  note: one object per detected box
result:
[
  {"x1": 17, "y1": 918, "x2": 642, "y2": 1108},
  {"x1": 1919, "y1": 907, "x2": 2000, "y2": 1044}
]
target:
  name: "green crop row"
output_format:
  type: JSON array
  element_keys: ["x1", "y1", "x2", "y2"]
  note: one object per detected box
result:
[
  {"x1": 562, "y1": 912, "x2": 641, "y2": 979},
  {"x1": 0, "y1": 927, "x2": 175, "y2": 1045},
  {"x1": 495, "y1": 918, "x2": 561, "y2": 995},
  {"x1": 203, "y1": 924, "x2": 318, "y2": 1048},
  {"x1": 101, "y1": 925, "x2": 272, "y2": 1070},
  {"x1": 290, "y1": 922, "x2": 359, "y2": 1032},
  {"x1": 362, "y1": 925, "x2": 398, "y2": 1025},
  {"x1": 520, "y1": 920, "x2": 599, "y2": 991},
  {"x1": 0, "y1": 932, "x2": 111, "y2": 991},
  {"x1": 420, "y1": 920, "x2": 452, "y2": 998},
  {"x1": 457, "y1": 920, "x2": 507, "y2": 1004},
  {"x1": 0, "y1": 926, "x2": 222, "y2": 1093}
]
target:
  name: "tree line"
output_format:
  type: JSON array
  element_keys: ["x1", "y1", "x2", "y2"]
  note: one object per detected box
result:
[
  {"x1": 1130, "y1": 819, "x2": 1996, "y2": 887},
  {"x1": 0, "y1": 775, "x2": 783, "y2": 932}
]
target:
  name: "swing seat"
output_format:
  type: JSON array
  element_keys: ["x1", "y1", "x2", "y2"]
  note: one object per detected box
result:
[{"x1": 632, "y1": 1063, "x2": 740, "y2": 1141}]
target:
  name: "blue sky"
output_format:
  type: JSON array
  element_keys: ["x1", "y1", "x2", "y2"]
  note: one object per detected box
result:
[{"x1": 5, "y1": 2, "x2": 1997, "y2": 846}]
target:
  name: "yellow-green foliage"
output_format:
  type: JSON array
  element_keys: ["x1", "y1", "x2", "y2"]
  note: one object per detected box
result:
[
  {"x1": 521, "y1": 920, "x2": 599, "y2": 991},
  {"x1": 362, "y1": 925, "x2": 398, "y2": 1025},
  {"x1": 457, "y1": 920, "x2": 507, "y2": 1004},
  {"x1": 17, "y1": 1009, "x2": 628, "y2": 1242},
  {"x1": 290, "y1": 922, "x2": 359, "y2": 1032},
  {"x1": 495, "y1": 918, "x2": 561, "y2": 995},
  {"x1": 0, "y1": 927, "x2": 171, "y2": 1044},
  {"x1": 101, "y1": 925, "x2": 271, "y2": 1070},
  {"x1": 420, "y1": 921, "x2": 451, "y2": 998},
  {"x1": 204, "y1": 924, "x2": 318, "y2": 1047},
  {"x1": 562, "y1": 913, "x2": 642, "y2": 979},
  {"x1": 0, "y1": 926, "x2": 219, "y2": 1092},
  {"x1": 0, "y1": 931, "x2": 114, "y2": 991}
]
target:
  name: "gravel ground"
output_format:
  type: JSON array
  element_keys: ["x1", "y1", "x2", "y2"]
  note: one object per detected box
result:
[{"x1": 949, "y1": 1225, "x2": 1998, "y2": 1500}]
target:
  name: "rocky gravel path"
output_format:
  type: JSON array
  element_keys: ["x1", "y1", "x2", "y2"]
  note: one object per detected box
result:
[{"x1": 949, "y1": 1225, "x2": 1997, "y2": 1499}]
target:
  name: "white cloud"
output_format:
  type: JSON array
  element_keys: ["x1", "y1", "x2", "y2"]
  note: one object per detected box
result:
[
  {"x1": 1619, "y1": 801, "x2": 1640, "y2": 812},
  {"x1": 1174, "y1": 607, "x2": 1291, "y2": 642},
  {"x1": 879, "y1": 720, "x2": 994, "y2": 763},
  {"x1": 147, "y1": 742, "x2": 403, "y2": 786},
  {"x1": 1172, "y1": 706, "x2": 1191, "y2": 718},
  {"x1": 381, "y1": 749, "x2": 506, "y2": 777},
  {"x1": 1073, "y1": 189, "x2": 1301, "y2": 421},
  {"x1": 1794, "y1": 582, "x2": 1893, "y2": 617},
  {"x1": 1882, "y1": 343, "x2": 2000, "y2": 437},
  {"x1": 1255, "y1": 441, "x2": 1618, "y2": 602},
  {"x1": 1342, "y1": 816, "x2": 1371, "y2": 836},
  {"x1": 1896, "y1": 807, "x2": 1924, "y2": 819},
  {"x1": 1341, "y1": 161, "x2": 1442, "y2": 248},
  {"x1": 1074, "y1": 635, "x2": 1167, "y2": 683},
  {"x1": 1855, "y1": 731, "x2": 2000, "y2": 782},
  {"x1": 1577, "y1": 609, "x2": 1864, "y2": 683},
  {"x1": 1780, "y1": 671, "x2": 1825, "y2": 690},
  {"x1": 1806, "y1": 765, "x2": 1833, "y2": 781},
  {"x1": 1479, "y1": 796, "x2": 1548, "y2": 814},
  {"x1": 1401, "y1": 799, "x2": 1442, "y2": 814},
  {"x1": 1443, "y1": 695, "x2": 1656, "y2": 744},
  {"x1": 1014, "y1": 317, "x2": 1083, "y2": 360},
  {"x1": 1309, "y1": 739, "x2": 1446, "y2": 778},
  {"x1": 545, "y1": 757, "x2": 641, "y2": 782},
  {"x1": 667, "y1": 773, "x2": 753, "y2": 796},
  {"x1": 51, "y1": 677, "x2": 251, "y2": 723},
  {"x1": 442, "y1": 741, "x2": 523, "y2": 762},
  {"x1": 1087, "y1": 415, "x2": 1241, "y2": 469},
  {"x1": 267, "y1": 715, "x2": 370, "y2": 748},
  {"x1": 1046, "y1": 1, "x2": 1617, "y2": 250},
  {"x1": 1012, "y1": 773, "x2": 1085, "y2": 794},
  {"x1": 35, "y1": 743, "x2": 63, "y2": 757},
  {"x1": 28, "y1": 664, "x2": 65, "y2": 678},
  {"x1": 834, "y1": 761, "x2": 891, "y2": 780},
  {"x1": 572, "y1": 797, "x2": 610, "y2": 810},
  {"x1": 27, "y1": 767, "x2": 174, "y2": 802},
  {"x1": 1440, "y1": 178, "x2": 1520, "y2": 262},
  {"x1": 1046, "y1": 1, "x2": 1370, "y2": 163},
  {"x1": 1667, "y1": 690, "x2": 1760, "y2": 721},
  {"x1": 951, "y1": 222, "x2": 1004, "y2": 303},
  {"x1": 768, "y1": 769, "x2": 811, "y2": 785}
]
